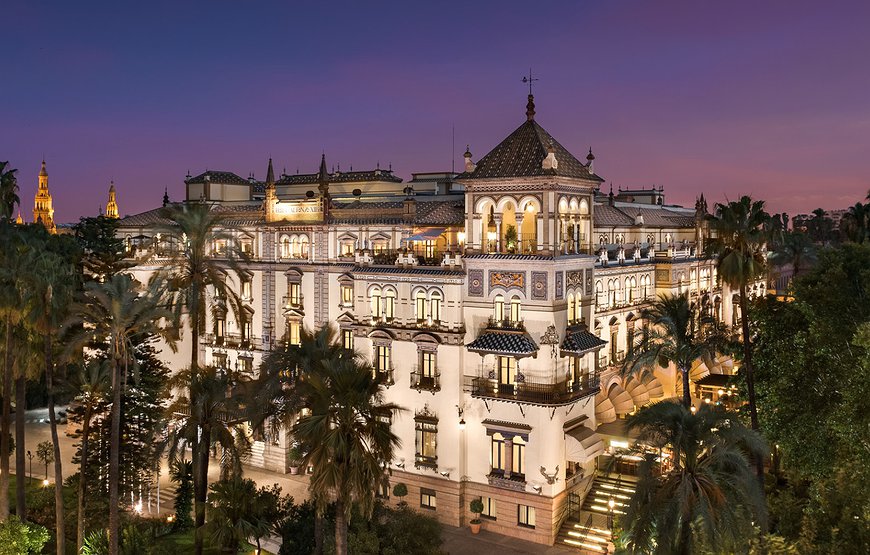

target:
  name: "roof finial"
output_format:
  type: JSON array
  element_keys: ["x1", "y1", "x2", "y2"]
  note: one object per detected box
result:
[
  {"x1": 163, "y1": 187, "x2": 170, "y2": 207},
  {"x1": 522, "y1": 68, "x2": 538, "y2": 121}
]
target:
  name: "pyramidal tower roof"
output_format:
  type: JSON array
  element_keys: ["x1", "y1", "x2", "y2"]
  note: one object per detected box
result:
[{"x1": 456, "y1": 96, "x2": 603, "y2": 182}]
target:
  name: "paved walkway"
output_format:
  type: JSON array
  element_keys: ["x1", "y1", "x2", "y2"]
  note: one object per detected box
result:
[{"x1": 442, "y1": 526, "x2": 577, "y2": 554}]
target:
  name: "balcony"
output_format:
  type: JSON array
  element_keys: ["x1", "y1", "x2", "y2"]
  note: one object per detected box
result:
[
  {"x1": 373, "y1": 365, "x2": 394, "y2": 387},
  {"x1": 282, "y1": 293, "x2": 304, "y2": 310},
  {"x1": 470, "y1": 372, "x2": 600, "y2": 406},
  {"x1": 203, "y1": 333, "x2": 260, "y2": 351},
  {"x1": 486, "y1": 317, "x2": 525, "y2": 331},
  {"x1": 410, "y1": 367, "x2": 441, "y2": 393},
  {"x1": 487, "y1": 470, "x2": 527, "y2": 492},
  {"x1": 415, "y1": 454, "x2": 438, "y2": 470}
]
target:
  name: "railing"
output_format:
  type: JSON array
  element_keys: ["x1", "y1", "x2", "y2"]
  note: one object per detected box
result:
[
  {"x1": 518, "y1": 233, "x2": 538, "y2": 254},
  {"x1": 373, "y1": 365, "x2": 394, "y2": 386},
  {"x1": 598, "y1": 356, "x2": 609, "y2": 369},
  {"x1": 415, "y1": 454, "x2": 438, "y2": 469},
  {"x1": 413, "y1": 251, "x2": 445, "y2": 266},
  {"x1": 615, "y1": 350, "x2": 626, "y2": 363},
  {"x1": 371, "y1": 249, "x2": 400, "y2": 265},
  {"x1": 470, "y1": 372, "x2": 600, "y2": 405},
  {"x1": 282, "y1": 293, "x2": 304, "y2": 309},
  {"x1": 410, "y1": 367, "x2": 441, "y2": 392},
  {"x1": 486, "y1": 317, "x2": 525, "y2": 331}
]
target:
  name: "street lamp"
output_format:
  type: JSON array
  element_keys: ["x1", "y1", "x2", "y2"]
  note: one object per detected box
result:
[
  {"x1": 26, "y1": 450, "x2": 33, "y2": 483},
  {"x1": 607, "y1": 497, "x2": 616, "y2": 531}
]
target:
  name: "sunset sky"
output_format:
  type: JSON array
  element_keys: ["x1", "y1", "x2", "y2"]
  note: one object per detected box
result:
[{"x1": 3, "y1": 1, "x2": 869, "y2": 222}]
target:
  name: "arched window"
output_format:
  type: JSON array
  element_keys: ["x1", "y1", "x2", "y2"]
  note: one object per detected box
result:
[
  {"x1": 430, "y1": 291, "x2": 442, "y2": 323},
  {"x1": 607, "y1": 280, "x2": 616, "y2": 306},
  {"x1": 628, "y1": 277, "x2": 637, "y2": 302},
  {"x1": 595, "y1": 281, "x2": 604, "y2": 307},
  {"x1": 510, "y1": 295, "x2": 522, "y2": 323},
  {"x1": 280, "y1": 236, "x2": 291, "y2": 258},
  {"x1": 415, "y1": 290, "x2": 428, "y2": 322},
  {"x1": 290, "y1": 236, "x2": 300, "y2": 258},
  {"x1": 567, "y1": 293, "x2": 575, "y2": 324},
  {"x1": 494, "y1": 294, "x2": 505, "y2": 321},
  {"x1": 370, "y1": 287, "x2": 382, "y2": 320},
  {"x1": 384, "y1": 288, "x2": 396, "y2": 321},
  {"x1": 299, "y1": 235, "x2": 310, "y2": 258}
]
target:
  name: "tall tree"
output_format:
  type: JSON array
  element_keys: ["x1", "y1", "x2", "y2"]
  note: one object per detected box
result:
[
  {"x1": 64, "y1": 359, "x2": 110, "y2": 552},
  {"x1": 72, "y1": 215, "x2": 132, "y2": 281},
  {"x1": 768, "y1": 231, "x2": 816, "y2": 280},
  {"x1": 287, "y1": 326, "x2": 401, "y2": 555},
  {"x1": 706, "y1": 196, "x2": 769, "y2": 437},
  {"x1": 620, "y1": 401, "x2": 766, "y2": 555},
  {"x1": 66, "y1": 274, "x2": 175, "y2": 555},
  {"x1": 0, "y1": 162, "x2": 19, "y2": 221},
  {"x1": 840, "y1": 202, "x2": 868, "y2": 243},
  {"x1": 807, "y1": 208, "x2": 833, "y2": 243},
  {"x1": 26, "y1": 236, "x2": 78, "y2": 555},
  {"x1": 155, "y1": 202, "x2": 247, "y2": 555},
  {"x1": 620, "y1": 293, "x2": 722, "y2": 407}
]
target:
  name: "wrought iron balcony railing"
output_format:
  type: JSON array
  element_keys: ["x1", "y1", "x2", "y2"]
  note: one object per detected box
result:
[
  {"x1": 470, "y1": 371, "x2": 600, "y2": 406},
  {"x1": 410, "y1": 367, "x2": 441, "y2": 392}
]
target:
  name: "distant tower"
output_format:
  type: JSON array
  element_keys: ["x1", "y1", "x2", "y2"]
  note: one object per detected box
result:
[
  {"x1": 14, "y1": 210, "x2": 22, "y2": 225},
  {"x1": 105, "y1": 181, "x2": 119, "y2": 218},
  {"x1": 32, "y1": 160, "x2": 56, "y2": 233},
  {"x1": 162, "y1": 187, "x2": 170, "y2": 207},
  {"x1": 264, "y1": 157, "x2": 277, "y2": 221}
]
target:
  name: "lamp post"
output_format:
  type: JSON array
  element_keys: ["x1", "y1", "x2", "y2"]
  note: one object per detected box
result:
[
  {"x1": 26, "y1": 450, "x2": 33, "y2": 483},
  {"x1": 607, "y1": 497, "x2": 616, "y2": 532}
]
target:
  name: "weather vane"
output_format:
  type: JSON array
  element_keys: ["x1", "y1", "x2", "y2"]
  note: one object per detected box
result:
[{"x1": 522, "y1": 68, "x2": 539, "y2": 95}]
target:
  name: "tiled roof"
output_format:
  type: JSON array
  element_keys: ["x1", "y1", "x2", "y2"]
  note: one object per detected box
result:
[
  {"x1": 593, "y1": 203, "x2": 697, "y2": 229},
  {"x1": 593, "y1": 204, "x2": 634, "y2": 227},
  {"x1": 119, "y1": 203, "x2": 263, "y2": 228},
  {"x1": 464, "y1": 253, "x2": 556, "y2": 261},
  {"x1": 455, "y1": 119, "x2": 603, "y2": 182},
  {"x1": 561, "y1": 329, "x2": 607, "y2": 355},
  {"x1": 467, "y1": 331, "x2": 539, "y2": 355},
  {"x1": 415, "y1": 199, "x2": 465, "y2": 225},
  {"x1": 277, "y1": 168, "x2": 402, "y2": 185},
  {"x1": 185, "y1": 171, "x2": 251, "y2": 186}
]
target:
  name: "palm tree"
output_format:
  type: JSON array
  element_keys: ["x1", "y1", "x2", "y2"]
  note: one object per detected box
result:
[
  {"x1": 0, "y1": 162, "x2": 19, "y2": 221},
  {"x1": 807, "y1": 208, "x2": 832, "y2": 243},
  {"x1": 26, "y1": 239, "x2": 77, "y2": 555},
  {"x1": 621, "y1": 293, "x2": 721, "y2": 408},
  {"x1": 251, "y1": 325, "x2": 352, "y2": 554},
  {"x1": 10, "y1": 324, "x2": 42, "y2": 519},
  {"x1": 204, "y1": 476, "x2": 260, "y2": 554},
  {"x1": 165, "y1": 365, "x2": 250, "y2": 523},
  {"x1": 288, "y1": 328, "x2": 401, "y2": 555},
  {"x1": 66, "y1": 273, "x2": 176, "y2": 555},
  {"x1": 706, "y1": 197, "x2": 769, "y2": 432},
  {"x1": 155, "y1": 202, "x2": 247, "y2": 554},
  {"x1": 768, "y1": 231, "x2": 816, "y2": 279},
  {"x1": 841, "y1": 202, "x2": 868, "y2": 243},
  {"x1": 619, "y1": 401, "x2": 766, "y2": 554},
  {"x1": 65, "y1": 359, "x2": 111, "y2": 552}
]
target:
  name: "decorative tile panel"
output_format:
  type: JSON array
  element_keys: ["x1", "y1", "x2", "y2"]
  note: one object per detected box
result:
[
  {"x1": 555, "y1": 271, "x2": 564, "y2": 299},
  {"x1": 566, "y1": 271, "x2": 583, "y2": 290},
  {"x1": 487, "y1": 270, "x2": 526, "y2": 295},
  {"x1": 531, "y1": 271, "x2": 548, "y2": 300},
  {"x1": 585, "y1": 269, "x2": 594, "y2": 296},
  {"x1": 468, "y1": 269, "x2": 484, "y2": 297}
]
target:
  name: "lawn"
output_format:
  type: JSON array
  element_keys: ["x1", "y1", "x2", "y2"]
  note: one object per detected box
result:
[{"x1": 152, "y1": 529, "x2": 274, "y2": 554}]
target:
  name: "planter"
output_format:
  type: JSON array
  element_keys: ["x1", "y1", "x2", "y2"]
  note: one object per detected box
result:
[
  {"x1": 289, "y1": 465, "x2": 300, "y2": 475},
  {"x1": 470, "y1": 521, "x2": 481, "y2": 534}
]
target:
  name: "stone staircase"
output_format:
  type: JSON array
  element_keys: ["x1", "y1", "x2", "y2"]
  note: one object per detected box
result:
[{"x1": 556, "y1": 474, "x2": 637, "y2": 553}]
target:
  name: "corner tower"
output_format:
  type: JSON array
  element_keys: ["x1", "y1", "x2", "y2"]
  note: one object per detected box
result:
[{"x1": 33, "y1": 160, "x2": 56, "y2": 233}]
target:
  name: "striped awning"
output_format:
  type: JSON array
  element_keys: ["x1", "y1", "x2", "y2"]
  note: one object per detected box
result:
[
  {"x1": 595, "y1": 391, "x2": 616, "y2": 424},
  {"x1": 564, "y1": 418, "x2": 605, "y2": 462},
  {"x1": 608, "y1": 383, "x2": 634, "y2": 415}
]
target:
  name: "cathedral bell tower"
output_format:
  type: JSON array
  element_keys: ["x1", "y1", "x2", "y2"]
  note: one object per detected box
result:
[
  {"x1": 105, "y1": 181, "x2": 119, "y2": 219},
  {"x1": 33, "y1": 160, "x2": 56, "y2": 233}
]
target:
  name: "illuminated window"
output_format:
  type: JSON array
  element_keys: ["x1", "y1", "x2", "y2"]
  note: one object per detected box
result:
[
  {"x1": 415, "y1": 290, "x2": 427, "y2": 321},
  {"x1": 518, "y1": 505, "x2": 535, "y2": 528},
  {"x1": 241, "y1": 278, "x2": 252, "y2": 301},
  {"x1": 342, "y1": 329, "x2": 354, "y2": 351},
  {"x1": 415, "y1": 420, "x2": 438, "y2": 468},
  {"x1": 510, "y1": 296, "x2": 521, "y2": 322},
  {"x1": 384, "y1": 289, "x2": 396, "y2": 321},
  {"x1": 341, "y1": 285, "x2": 353, "y2": 306},
  {"x1": 512, "y1": 436, "x2": 526, "y2": 476},
  {"x1": 288, "y1": 282, "x2": 301, "y2": 306},
  {"x1": 420, "y1": 488, "x2": 437, "y2": 510},
  {"x1": 491, "y1": 433, "x2": 506, "y2": 472},
  {"x1": 430, "y1": 291, "x2": 442, "y2": 323},
  {"x1": 481, "y1": 497, "x2": 497, "y2": 520},
  {"x1": 370, "y1": 288, "x2": 382, "y2": 320},
  {"x1": 215, "y1": 317, "x2": 225, "y2": 340},
  {"x1": 375, "y1": 345, "x2": 391, "y2": 373},
  {"x1": 497, "y1": 356, "x2": 516, "y2": 386},
  {"x1": 494, "y1": 294, "x2": 505, "y2": 321},
  {"x1": 280, "y1": 236, "x2": 291, "y2": 258},
  {"x1": 288, "y1": 321, "x2": 301, "y2": 346}
]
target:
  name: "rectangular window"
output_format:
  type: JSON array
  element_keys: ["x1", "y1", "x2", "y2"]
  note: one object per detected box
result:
[
  {"x1": 420, "y1": 489, "x2": 437, "y2": 510},
  {"x1": 415, "y1": 420, "x2": 438, "y2": 468},
  {"x1": 481, "y1": 497, "x2": 497, "y2": 520},
  {"x1": 241, "y1": 239, "x2": 253, "y2": 254},
  {"x1": 421, "y1": 352, "x2": 436, "y2": 378},
  {"x1": 376, "y1": 345, "x2": 391, "y2": 373},
  {"x1": 342, "y1": 329, "x2": 354, "y2": 351},
  {"x1": 239, "y1": 357, "x2": 253, "y2": 374},
  {"x1": 415, "y1": 293, "x2": 427, "y2": 321},
  {"x1": 497, "y1": 356, "x2": 517, "y2": 386},
  {"x1": 384, "y1": 292, "x2": 395, "y2": 320},
  {"x1": 341, "y1": 241, "x2": 354, "y2": 256},
  {"x1": 491, "y1": 433, "x2": 506, "y2": 473},
  {"x1": 341, "y1": 285, "x2": 353, "y2": 306},
  {"x1": 376, "y1": 481, "x2": 390, "y2": 499},
  {"x1": 288, "y1": 321, "x2": 301, "y2": 346},
  {"x1": 430, "y1": 296, "x2": 441, "y2": 323},
  {"x1": 289, "y1": 282, "x2": 301, "y2": 306},
  {"x1": 512, "y1": 436, "x2": 526, "y2": 477},
  {"x1": 518, "y1": 505, "x2": 535, "y2": 528},
  {"x1": 213, "y1": 353, "x2": 227, "y2": 370},
  {"x1": 215, "y1": 318, "x2": 226, "y2": 339},
  {"x1": 243, "y1": 320, "x2": 253, "y2": 343},
  {"x1": 241, "y1": 279, "x2": 252, "y2": 301}
]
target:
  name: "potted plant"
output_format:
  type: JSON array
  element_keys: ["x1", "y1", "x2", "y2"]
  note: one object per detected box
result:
[
  {"x1": 392, "y1": 483, "x2": 408, "y2": 507},
  {"x1": 504, "y1": 225, "x2": 518, "y2": 253},
  {"x1": 469, "y1": 498, "x2": 484, "y2": 534},
  {"x1": 288, "y1": 445, "x2": 303, "y2": 475}
]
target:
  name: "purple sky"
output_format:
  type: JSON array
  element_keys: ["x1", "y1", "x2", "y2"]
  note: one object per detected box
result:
[{"x1": 3, "y1": 1, "x2": 869, "y2": 222}]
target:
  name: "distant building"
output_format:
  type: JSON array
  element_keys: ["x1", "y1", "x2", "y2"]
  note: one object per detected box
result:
[{"x1": 32, "y1": 160, "x2": 56, "y2": 233}]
